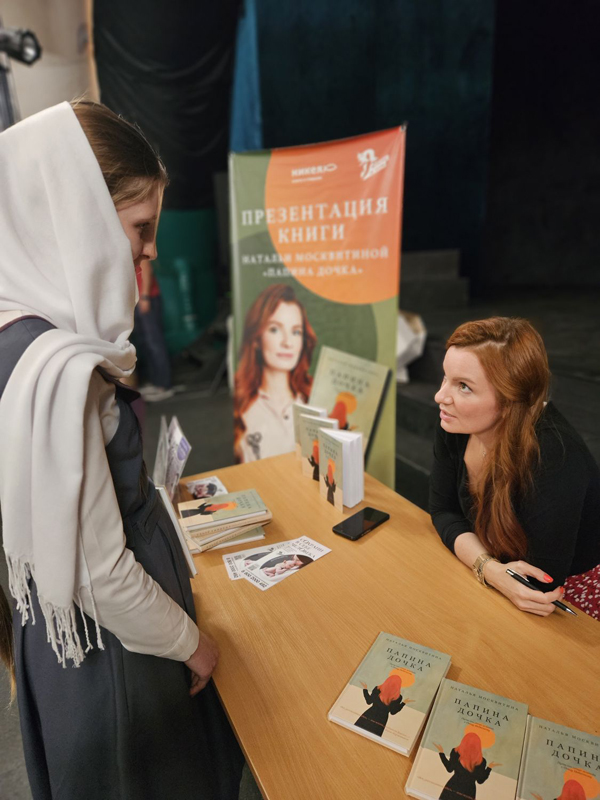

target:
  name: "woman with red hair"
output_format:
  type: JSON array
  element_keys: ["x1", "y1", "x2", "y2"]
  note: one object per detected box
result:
[
  {"x1": 234, "y1": 284, "x2": 317, "y2": 462},
  {"x1": 355, "y1": 674, "x2": 413, "y2": 736},
  {"x1": 430, "y1": 317, "x2": 600, "y2": 617},
  {"x1": 434, "y1": 733, "x2": 499, "y2": 798}
]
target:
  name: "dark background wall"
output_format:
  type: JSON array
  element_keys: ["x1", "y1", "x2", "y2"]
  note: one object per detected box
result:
[
  {"x1": 254, "y1": 0, "x2": 600, "y2": 292},
  {"x1": 256, "y1": 0, "x2": 495, "y2": 284},
  {"x1": 482, "y1": 0, "x2": 600, "y2": 289}
]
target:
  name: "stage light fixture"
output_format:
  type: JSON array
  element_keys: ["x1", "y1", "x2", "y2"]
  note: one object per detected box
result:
[{"x1": 0, "y1": 26, "x2": 42, "y2": 65}]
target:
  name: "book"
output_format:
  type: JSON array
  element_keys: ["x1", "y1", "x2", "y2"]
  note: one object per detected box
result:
[
  {"x1": 406, "y1": 678, "x2": 529, "y2": 800},
  {"x1": 156, "y1": 486, "x2": 197, "y2": 578},
  {"x1": 153, "y1": 415, "x2": 192, "y2": 500},
  {"x1": 516, "y1": 716, "x2": 600, "y2": 800},
  {"x1": 239, "y1": 536, "x2": 331, "y2": 591},
  {"x1": 299, "y1": 414, "x2": 339, "y2": 481},
  {"x1": 177, "y1": 489, "x2": 270, "y2": 534},
  {"x1": 185, "y1": 524, "x2": 267, "y2": 554},
  {"x1": 328, "y1": 632, "x2": 451, "y2": 756},
  {"x1": 292, "y1": 401, "x2": 327, "y2": 459},
  {"x1": 308, "y1": 346, "x2": 390, "y2": 463},
  {"x1": 318, "y1": 428, "x2": 364, "y2": 510}
]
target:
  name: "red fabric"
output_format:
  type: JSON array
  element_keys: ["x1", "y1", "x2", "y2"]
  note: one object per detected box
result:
[{"x1": 564, "y1": 564, "x2": 600, "y2": 620}]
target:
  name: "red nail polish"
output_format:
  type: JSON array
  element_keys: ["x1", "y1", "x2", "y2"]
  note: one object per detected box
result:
[
  {"x1": 544, "y1": 574, "x2": 553, "y2": 582},
  {"x1": 559, "y1": 586, "x2": 565, "y2": 594}
]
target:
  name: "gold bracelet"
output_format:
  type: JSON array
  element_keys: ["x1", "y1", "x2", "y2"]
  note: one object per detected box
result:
[{"x1": 472, "y1": 553, "x2": 498, "y2": 586}]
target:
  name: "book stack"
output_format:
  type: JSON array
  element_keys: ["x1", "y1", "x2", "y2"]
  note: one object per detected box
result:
[
  {"x1": 177, "y1": 489, "x2": 272, "y2": 553},
  {"x1": 318, "y1": 428, "x2": 364, "y2": 510}
]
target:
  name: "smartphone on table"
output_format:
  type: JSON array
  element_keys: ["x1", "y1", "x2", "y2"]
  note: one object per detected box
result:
[{"x1": 332, "y1": 507, "x2": 390, "y2": 541}]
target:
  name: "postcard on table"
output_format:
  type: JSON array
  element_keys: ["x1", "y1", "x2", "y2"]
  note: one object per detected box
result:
[{"x1": 240, "y1": 536, "x2": 330, "y2": 591}]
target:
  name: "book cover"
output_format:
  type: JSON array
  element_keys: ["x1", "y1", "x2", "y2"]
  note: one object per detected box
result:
[
  {"x1": 309, "y1": 346, "x2": 390, "y2": 462},
  {"x1": 240, "y1": 536, "x2": 330, "y2": 591},
  {"x1": 177, "y1": 489, "x2": 268, "y2": 533},
  {"x1": 318, "y1": 428, "x2": 344, "y2": 511},
  {"x1": 328, "y1": 632, "x2": 451, "y2": 756},
  {"x1": 292, "y1": 402, "x2": 326, "y2": 458},
  {"x1": 406, "y1": 678, "x2": 529, "y2": 800},
  {"x1": 517, "y1": 716, "x2": 600, "y2": 800},
  {"x1": 299, "y1": 414, "x2": 339, "y2": 481}
]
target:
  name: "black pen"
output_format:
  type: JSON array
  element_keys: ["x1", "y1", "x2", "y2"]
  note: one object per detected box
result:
[{"x1": 506, "y1": 568, "x2": 577, "y2": 615}]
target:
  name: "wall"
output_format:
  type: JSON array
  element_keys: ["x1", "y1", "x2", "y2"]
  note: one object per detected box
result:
[
  {"x1": 0, "y1": 0, "x2": 92, "y2": 120},
  {"x1": 255, "y1": 0, "x2": 495, "y2": 279},
  {"x1": 483, "y1": 0, "x2": 600, "y2": 288}
]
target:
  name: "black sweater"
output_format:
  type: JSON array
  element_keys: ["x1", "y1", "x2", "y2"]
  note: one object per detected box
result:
[{"x1": 429, "y1": 402, "x2": 600, "y2": 589}]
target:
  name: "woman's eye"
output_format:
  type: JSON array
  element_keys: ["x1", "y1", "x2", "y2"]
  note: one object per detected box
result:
[
  {"x1": 459, "y1": 382, "x2": 472, "y2": 393},
  {"x1": 268, "y1": 325, "x2": 278, "y2": 334},
  {"x1": 293, "y1": 329, "x2": 302, "y2": 336}
]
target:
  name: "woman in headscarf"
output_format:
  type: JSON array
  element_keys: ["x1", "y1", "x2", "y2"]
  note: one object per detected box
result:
[{"x1": 0, "y1": 101, "x2": 242, "y2": 800}]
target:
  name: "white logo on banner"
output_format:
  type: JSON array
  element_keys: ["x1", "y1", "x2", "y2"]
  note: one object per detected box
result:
[
  {"x1": 290, "y1": 163, "x2": 337, "y2": 183},
  {"x1": 357, "y1": 149, "x2": 390, "y2": 180}
]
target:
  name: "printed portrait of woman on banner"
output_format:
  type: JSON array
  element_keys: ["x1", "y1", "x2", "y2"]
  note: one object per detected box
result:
[{"x1": 234, "y1": 284, "x2": 317, "y2": 462}]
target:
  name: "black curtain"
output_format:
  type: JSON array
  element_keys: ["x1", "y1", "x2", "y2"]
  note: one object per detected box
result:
[{"x1": 94, "y1": 0, "x2": 241, "y2": 209}]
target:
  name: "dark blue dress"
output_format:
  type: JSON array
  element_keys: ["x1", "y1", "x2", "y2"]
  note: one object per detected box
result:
[{"x1": 0, "y1": 317, "x2": 243, "y2": 800}]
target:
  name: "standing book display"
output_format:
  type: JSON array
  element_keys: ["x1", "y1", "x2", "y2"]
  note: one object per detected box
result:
[
  {"x1": 292, "y1": 401, "x2": 326, "y2": 458},
  {"x1": 309, "y1": 346, "x2": 390, "y2": 463},
  {"x1": 328, "y1": 632, "x2": 451, "y2": 756},
  {"x1": 318, "y1": 428, "x2": 364, "y2": 509},
  {"x1": 298, "y1": 413, "x2": 339, "y2": 481},
  {"x1": 406, "y1": 679, "x2": 528, "y2": 800}
]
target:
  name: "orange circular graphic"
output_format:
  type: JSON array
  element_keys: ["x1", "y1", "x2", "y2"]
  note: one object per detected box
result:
[
  {"x1": 388, "y1": 668, "x2": 415, "y2": 688},
  {"x1": 563, "y1": 769, "x2": 600, "y2": 799},
  {"x1": 463, "y1": 723, "x2": 496, "y2": 749}
]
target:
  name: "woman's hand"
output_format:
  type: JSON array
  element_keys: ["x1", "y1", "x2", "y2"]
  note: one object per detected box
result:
[
  {"x1": 404, "y1": 698, "x2": 415, "y2": 703},
  {"x1": 433, "y1": 743, "x2": 444, "y2": 753},
  {"x1": 359, "y1": 680, "x2": 367, "y2": 689},
  {"x1": 184, "y1": 629, "x2": 219, "y2": 697},
  {"x1": 484, "y1": 560, "x2": 563, "y2": 616},
  {"x1": 487, "y1": 762, "x2": 502, "y2": 769},
  {"x1": 138, "y1": 297, "x2": 151, "y2": 315}
]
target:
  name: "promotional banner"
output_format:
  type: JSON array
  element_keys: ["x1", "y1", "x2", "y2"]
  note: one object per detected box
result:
[{"x1": 230, "y1": 127, "x2": 405, "y2": 487}]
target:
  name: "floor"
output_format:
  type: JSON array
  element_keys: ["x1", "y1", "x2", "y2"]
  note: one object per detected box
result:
[{"x1": 1, "y1": 287, "x2": 598, "y2": 798}]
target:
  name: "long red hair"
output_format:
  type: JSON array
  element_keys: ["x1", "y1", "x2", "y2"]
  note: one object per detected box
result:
[
  {"x1": 558, "y1": 781, "x2": 586, "y2": 800},
  {"x1": 233, "y1": 284, "x2": 317, "y2": 455},
  {"x1": 377, "y1": 674, "x2": 402, "y2": 705},
  {"x1": 446, "y1": 317, "x2": 550, "y2": 561},
  {"x1": 455, "y1": 732, "x2": 484, "y2": 772}
]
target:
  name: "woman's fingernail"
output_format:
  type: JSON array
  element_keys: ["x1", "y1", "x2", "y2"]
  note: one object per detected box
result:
[
  {"x1": 559, "y1": 586, "x2": 565, "y2": 594},
  {"x1": 544, "y1": 574, "x2": 553, "y2": 582}
]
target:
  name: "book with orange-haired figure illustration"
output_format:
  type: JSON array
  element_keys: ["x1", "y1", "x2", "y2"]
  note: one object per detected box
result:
[
  {"x1": 309, "y1": 346, "x2": 390, "y2": 464},
  {"x1": 177, "y1": 489, "x2": 271, "y2": 534},
  {"x1": 298, "y1": 413, "x2": 338, "y2": 481},
  {"x1": 406, "y1": 679, "x2": 528, "y2": 800},
  {"x1": 318, "y1": 428, "x2": 364, "y2": 510},
  {"x1": 328, "y1": 632, "x2": 451, "y2": 756},
  {"x1": 516, "y1": 717, "x2": 600, "y2": 800}
]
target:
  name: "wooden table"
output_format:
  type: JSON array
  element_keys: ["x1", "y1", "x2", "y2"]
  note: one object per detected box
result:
[{"x1": 185, "y1": 453, "x2": 599, "y2": 800}]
